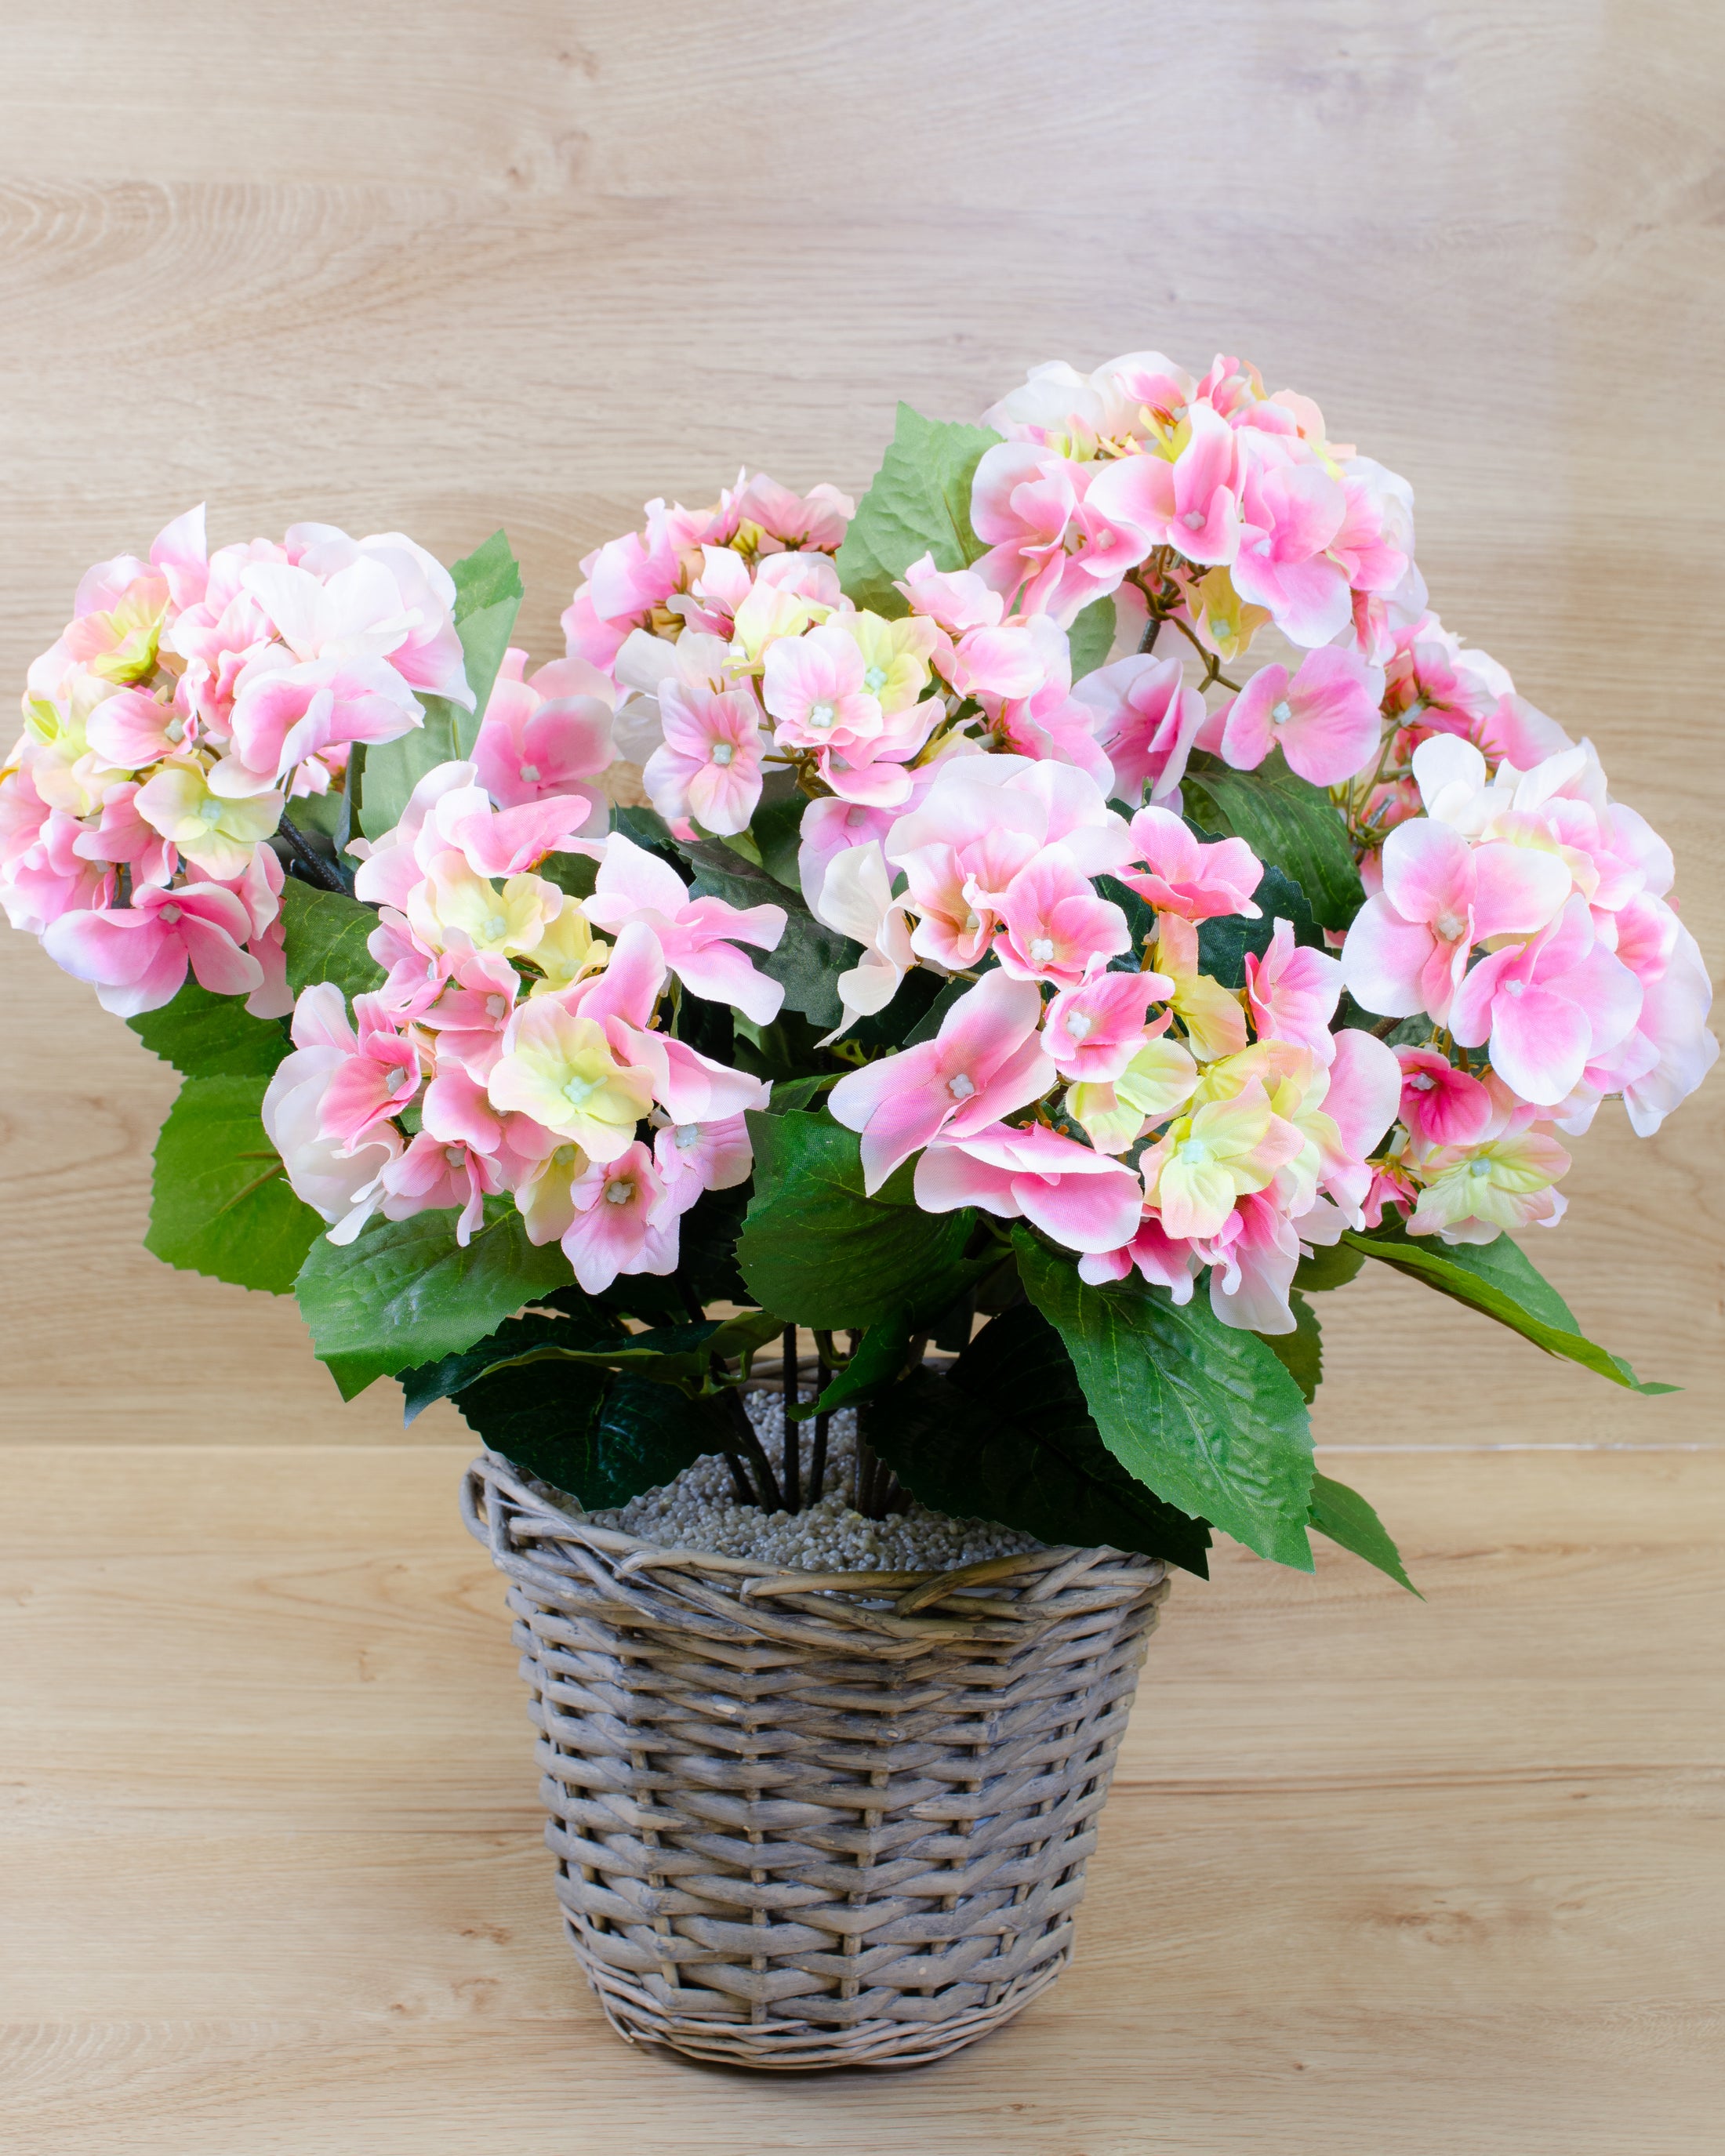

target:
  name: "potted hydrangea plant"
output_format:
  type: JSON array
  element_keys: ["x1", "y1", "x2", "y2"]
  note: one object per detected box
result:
[{"x1": 4, "y1": 350, "x2": 1714, "y2": 2071}]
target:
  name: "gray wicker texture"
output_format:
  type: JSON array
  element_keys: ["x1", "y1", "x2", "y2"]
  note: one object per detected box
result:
[{"x1": 463, "y1": 1451, "x2": 1170, "y2": 2071}]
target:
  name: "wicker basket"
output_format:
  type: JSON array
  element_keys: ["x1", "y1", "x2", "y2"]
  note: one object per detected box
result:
[{"x1": 462, "y1": 1452, "x2": 1169, "y2": 2071}]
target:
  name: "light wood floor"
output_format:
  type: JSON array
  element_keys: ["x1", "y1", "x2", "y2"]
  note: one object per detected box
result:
[
  {"x1": 2, "y1": 1443, "x2": 1720, "y2": 2154},
  {"x1": 1, "y1": 3, "x2": 1721, "y2": 2149}
]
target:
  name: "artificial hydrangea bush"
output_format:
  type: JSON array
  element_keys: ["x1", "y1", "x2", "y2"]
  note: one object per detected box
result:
[{"x1": 5, "y1": 350, "x2": 1714, "y2": 1587}]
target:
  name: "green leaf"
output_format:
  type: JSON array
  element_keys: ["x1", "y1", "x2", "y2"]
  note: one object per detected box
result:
[
  {"x1": 866, "y1": 1342, "x2": 1212, "y2": 1575},
  {"x1": 294, "y1": 1204, "x2": 573, "y2": 1400},
  {"x1": 446, "y1": 530, "x2": 526, "y2": 750},
  {"x1": 830, "y1": 964, "x2": 946, "y2": 1054},
  {"x1": 768, "y1": 1072, "x2": 841, "y2": 1114},
  {"x1": 737, "y1": 1109, "x2": 975, "y2": 1330},
  {"x1": 687, "y1": 846, "x2": 859, "y2": 1029},
  {"x1": 1344, "y1": 1218, "x2": 1677, "y2": 1393},
  {"x1": 280, "y1": 879, "x2": 386, "y2": 1000},
  {"x1": 129, "y1": 981, "x2": 290, "y2": 1079},
  {"x1": 834, "y1": 405, "x2": 1000, "y2": 616},
  {"x1": 480, "y1": 1308, "x2": 784, "y2": 1391},
  {"x1": 456, "y1": 1363, "x2": 725, "y2": 1511},
  {"x1": 1260, "y1": 1288, "x2": 1322, "y2": 1403},
  {"x1": 944, "y1": 1307, "x2": 1211, "y2": 1571},
  {"x1": 359, "y1": 532, "x2": 524, "y2": 836},
  {"x1": 397, "y1": 1302, "x2": 628, "y2": 1425},
  {"x1": 1308, "y1": 1471, "x2": 1420, "y2": 1595},
  {"x1": 1295, "y1": 1237, "x2": 1366, "y2": 1293},
  {"x1": 902, "y1": 974, "x2": 975, "y2": 1047},
  {"x1": 1015, "y1": 1229, "x2": 1315, "y2": 1568},
  {"x1": 1181, "y1": 750, "x2": 1365, "y2": 930},
  {"x1": 1066, "y1": 594, "x2": 1117, "y2": 681},
  {"x1": 1194, "y1": 862, "x2": 1323, "y2": 989},
  {"x1": 789, "y1": 1310, "x2": 916, "y2": 1421},
  {"x1": 750, "y1": 784, "x2": 808, "y2": 891},
  {"x1": 146, "y1": 1074, "x2": 323, "y2": 1294}
]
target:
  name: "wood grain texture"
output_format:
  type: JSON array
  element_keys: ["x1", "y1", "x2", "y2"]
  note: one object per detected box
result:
[
  {"x1": 0, "y1": 1, "x2": 1720, "y2": 1448},
  {"x1": 2, "y1": 1443, "x2": 1721, "y2": 2152}
]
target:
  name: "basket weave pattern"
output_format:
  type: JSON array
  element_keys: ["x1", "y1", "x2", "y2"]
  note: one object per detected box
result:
[{"x1": 463, "y1": 1454, "x2": 1168, "y2": 2070}]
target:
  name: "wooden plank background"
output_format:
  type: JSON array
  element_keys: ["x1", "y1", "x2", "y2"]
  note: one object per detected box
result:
[
  {"x1": 0, "y1": 8, "x2": 1721, "y2": 2148},
  {"x1": 0, "y1": 1, "x2": 1719, "y2": 1452}
]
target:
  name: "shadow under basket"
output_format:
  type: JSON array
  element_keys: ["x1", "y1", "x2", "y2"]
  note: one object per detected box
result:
[{"x1": 463, "y1": 1454, "x2": 1170, "y2": 2071}]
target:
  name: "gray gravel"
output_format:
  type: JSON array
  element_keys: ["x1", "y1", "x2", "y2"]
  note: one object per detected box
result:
[{"x1": 588, "y1": 1388, "x2": 1042, "y2": 1572}]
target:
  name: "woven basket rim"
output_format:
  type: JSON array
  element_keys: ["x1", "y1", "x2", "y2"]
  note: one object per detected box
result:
[{"x1": 463, "y1": 1450, "x2": 1165, "y2": 1639}]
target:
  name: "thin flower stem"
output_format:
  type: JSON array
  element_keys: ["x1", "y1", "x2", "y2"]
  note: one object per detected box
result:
[
  {"x1": 808, "y1": 1345, "x2": 832, "y2": 1504},
  {"x1": 780, "y1": 1324, "x2": 801, "y2": 1512},
  {"x1": 276, "y1": 812, "x2": 347, "y2": 893}
]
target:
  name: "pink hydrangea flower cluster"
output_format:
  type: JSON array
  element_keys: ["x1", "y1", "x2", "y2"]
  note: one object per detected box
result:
[
  {"x1": 261, "y1": 761, "x2": 784, "y2": 1290},
  {"x1": 821, "y1": 755, "x2": 1403, "y2": 1334},
  {"x1": 1, "y1": 506, "x2": 469, "y2": 1016},
  {"x1": 975, "y1": 348, "x2": 1424, "y2": 661}
]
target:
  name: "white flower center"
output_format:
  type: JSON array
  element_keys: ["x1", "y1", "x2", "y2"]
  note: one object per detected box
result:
[
  {"x1": 485, "y1": 914, "x2": 508, "y2": 940},
  {"x1": 946, "y1": 1072, "x2": 976, "y2": 1102},
  {"x1": 1505, "y1": 978, "x2": 1525, "y2": 996},
  {"x1": 391, "y1": 1067, "x2": 415, "y2": 1092},
  {"x1": 1091, "y1": 527, "x2": 1114, "y2": 550},
  {"x1": 1066, "y1": 1011, "x2": 1094, "y2": 1040},
  {"x1": 1182, "y1": 510, "x2": 1206, "y2": 531},
  {"x1": 1030, "y1": 936, "x2": 1056, "y2": 964},
  {"x1": 198, "y1": 797, "x2": 225, "y2": 825},
  {"x1": 808, "y1": 699, "x2": 837, "y2": 730},
  {"x1": 1181, "y1": 1138, "x2": 1212, "y2": 1166},
  {"x1": 673, "y1": 1122, "x2": 699, "y2": 1147},
  {"x1": 1270, "y1": 699, "x2": 1293, "y2": 726},
  {"x1": 1255, "y1": 538, "x2": 1274, "y2": 557},
  {"x1": 485, "y1": 994, "x2": 508, "y2": 1020},
  {"x1": 862, "y1": 664, "x2": 888, "y2": 693},
  {"x1": 962, "y1": 911, "x2": 982, "y2": 935},
  {"x1": 158, "y1": 902, "x2": 182, "y2": 925},
  {"x1": 552, "y1": 1144, "x2": 579, "y2": 1167},
  {"x1": 603, "y1": 1177, "x2": 633, "y2": 1206},
  {"x1": 1408, "y1": 1072, "x2": 1436, "y2": 1091},
  {"x1": 563, "y1": 1075, "x2": 599, "y2": 1110},
  {"x1": 1434, "y1": 910, "x2": 1466, "y2": 943},
  {"x1": 165, "y1": 716, "x2": 185, "y2": 742},
  {"x1": 845, "y1": 808, "x2": 870, "y2": 828},
  {"x1": 710, "y1": 741, "x2": 734, "y2": 766},
  {"x1": 518, "y1": 763, "x2": 541, "y2": 783},
  {"x1": 443, "y1": 1145, "x2": 466, "y2": 1167},
  {"x1": 1468, "y1": 1156, "x2": 1493, "y2": 1178}
]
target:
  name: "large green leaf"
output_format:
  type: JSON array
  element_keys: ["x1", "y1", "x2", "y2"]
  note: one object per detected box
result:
[
  {"x1": 360, "y1": 531, "x2": 524, "y2": 837},
  {"x1": 397, "y1": 1302, "x2": 629, "y2": 1425},
  {"x1": 685, "y1": 841, "x2": 858, "y2": 1030},
  {"x1": 294, "y1": 1204, "x2": 572, "y2": 1400},
  {"x1": 478, "y1": 1308, "x2": 784, "y2": 1391},
  {"x1": 280, "y1": 880, "x2": 386, "y2": 1000},
  {"x1": 1344, "y1": 1218, "x2": 1676, "y2": 1394},
  {"x1": 1182, "y1": 750, "x2": 1365, "y2": 930},
  {"x1": 941, "y1": 1305, "x2": 1212, "y2": 1572},
  {"x1": 146, "y1": 1074, "x2": 323, "y2": 1294},
  {"x1": 834, "y1": 405, "x2": 1000, "y2": 617},
  {"x1": 129, "y1": 981, "x2": 290, "y2": 1079},
  {"x1": 1308, "y1": 1471, "x2": 1420, "y2": 1595},
  {"x1": 747, "y1": 782, "x2": 808, "y2": 893},
  {"x1": 1015, "y1": 1229, "x2": 1315, "y2": 1568},
  {"x1": 460, "y1": 1364, "x2": 730, "y2": 1511},
  {"x1": 1193, "y1": 862, "x2": 1323, "y2": 988},
  {"x1": 865, "y1": 1355, "x2": 1212, "y2": 1575},
  {"x1": 1066, "y1": 594, "x2": 1116, "y2": 681},
  {"x1": 1260, "y1": 1288, "x2": 1323, "y2": 1403},
  {"x1": 736, "y1": 1109, "x2": 975, "y2": 1330}
]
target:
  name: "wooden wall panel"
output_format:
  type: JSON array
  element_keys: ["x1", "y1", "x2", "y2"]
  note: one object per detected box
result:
[{"x1": 0, "y1": 1, "x2": 1718, "y2": 1446}]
